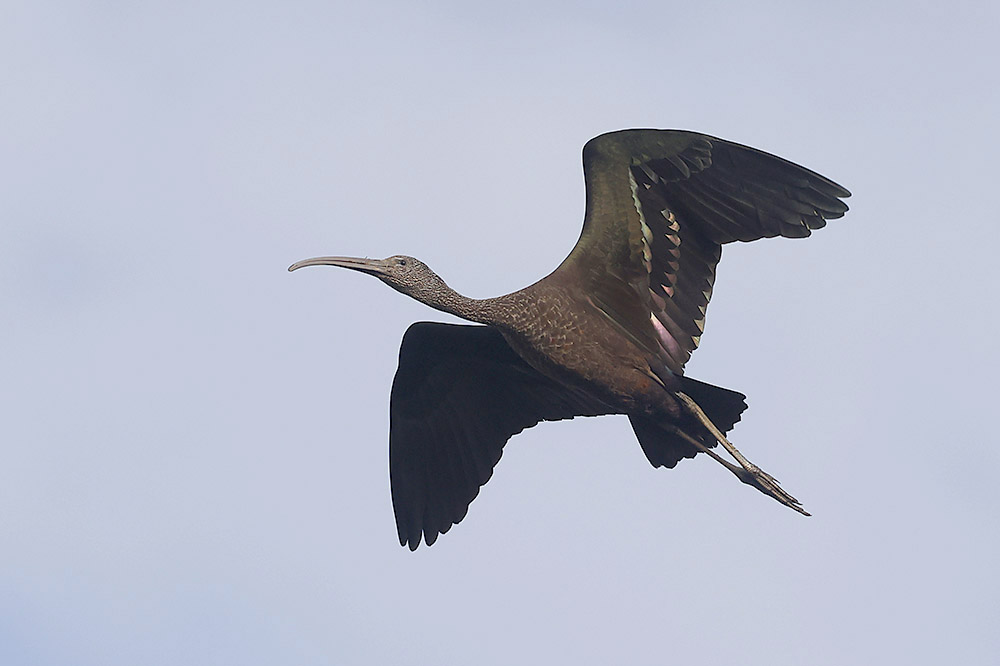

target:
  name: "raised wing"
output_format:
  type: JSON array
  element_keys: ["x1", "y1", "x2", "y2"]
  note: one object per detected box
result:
[
  {"x1": 390, "y1": 322, "x2": 613, "y2": 550},
  {"x1": 564, "y1": 129, "x2": 850, "y2": 375}
]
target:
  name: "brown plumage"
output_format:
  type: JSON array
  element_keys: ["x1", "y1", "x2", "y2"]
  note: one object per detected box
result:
[{"x1": 290, "y1": 129, "x2": 850, "y2": 550}]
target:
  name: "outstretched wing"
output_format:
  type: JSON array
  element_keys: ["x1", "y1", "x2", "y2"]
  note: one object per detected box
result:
[
  {"x1": 563, "y1": 129, "x2": 850, "y2": 376},
  {"x1": 389, "y1": 322, "x2": 613, "y2": 550}
]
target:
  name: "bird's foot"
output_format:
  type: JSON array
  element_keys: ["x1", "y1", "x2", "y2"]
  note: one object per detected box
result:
[{"x1": 735, "y1": 464, "x2": 810, "y2": 516}]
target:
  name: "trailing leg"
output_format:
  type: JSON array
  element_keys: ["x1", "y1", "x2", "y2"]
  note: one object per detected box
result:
[{"x1": 674, "y1": 392, "x2": 809, "y2": 516}]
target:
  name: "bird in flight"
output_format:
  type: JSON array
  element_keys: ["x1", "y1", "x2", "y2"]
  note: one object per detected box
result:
[{"x1": 290, "y1": 129, "x2": 850, "y2": 550}]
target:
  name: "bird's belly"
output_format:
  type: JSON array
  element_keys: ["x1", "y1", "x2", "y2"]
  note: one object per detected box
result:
[{"x1": 498, "y1": 324, "x2": 678, "y2": 417}]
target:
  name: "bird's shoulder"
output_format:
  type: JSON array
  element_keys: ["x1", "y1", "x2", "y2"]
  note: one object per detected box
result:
[{"x1": 582, "y1": 129, "x2": 712, "y2": 170}]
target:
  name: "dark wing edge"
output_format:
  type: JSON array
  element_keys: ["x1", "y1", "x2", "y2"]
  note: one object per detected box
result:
[
  {"x1": 389, "y1": 322, "x2": 613, "y2": 550},
  {"x1": 570, "y1": 129, "x2": 850, "y2": 374},
  {"x1": 617, "y1": 130, "x2": 851, "y2": 244}
]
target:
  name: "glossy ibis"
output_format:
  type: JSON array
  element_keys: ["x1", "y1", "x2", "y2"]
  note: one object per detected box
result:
[{"x1": 290, "y1": 129, "x2": 850, "y2": 549}]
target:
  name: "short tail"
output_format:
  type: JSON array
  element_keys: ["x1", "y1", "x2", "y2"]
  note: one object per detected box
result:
[{"x1": 629, "y1": 376, "x2": 748, "y2": 469}]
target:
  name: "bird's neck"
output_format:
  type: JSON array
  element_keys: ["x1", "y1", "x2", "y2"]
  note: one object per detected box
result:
[{"x1": 422, "y1": 288, "x2": 505, "y2": 326}]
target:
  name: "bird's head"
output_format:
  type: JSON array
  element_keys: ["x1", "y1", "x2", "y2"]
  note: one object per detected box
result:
[{"x1": 288, "y1": 254, "x2": 450, "y2": 300}]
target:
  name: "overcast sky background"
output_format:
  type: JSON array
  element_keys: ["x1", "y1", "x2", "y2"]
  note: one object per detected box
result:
[{"x1": 3, "y1": 1, "x2": 998, "y2": 664}]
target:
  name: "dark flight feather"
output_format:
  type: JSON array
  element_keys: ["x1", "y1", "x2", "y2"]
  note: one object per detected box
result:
[
  {"x1": 389, "y1": 322, "x2": 612, "y2": 550},
  {"x1": 567, "y1": 129, "x2": 850, "y2": 375}
]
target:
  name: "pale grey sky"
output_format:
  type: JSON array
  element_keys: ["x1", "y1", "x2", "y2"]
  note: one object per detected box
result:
[{"x1": 2, "y1": 1, "x2": 998, "y2": 664}]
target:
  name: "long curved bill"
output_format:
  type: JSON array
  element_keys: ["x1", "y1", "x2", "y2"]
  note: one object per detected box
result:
[{"x1": 287, "y1": 256, "x2": 387, "y2": 276}]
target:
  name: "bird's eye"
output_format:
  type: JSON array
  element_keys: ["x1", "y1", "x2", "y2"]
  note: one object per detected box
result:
[{"x1": 397, "y1": 258, "x2": 407, "y2": 266}]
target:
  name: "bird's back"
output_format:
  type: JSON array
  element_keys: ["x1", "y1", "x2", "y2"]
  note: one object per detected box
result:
[{"x1": 488, "y1": 275, "x2": 679, "y2": 415}]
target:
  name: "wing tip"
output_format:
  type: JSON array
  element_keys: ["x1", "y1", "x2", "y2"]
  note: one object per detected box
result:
[{"x1": 400, "y1": 530, "x2": 422, "y2": 551}]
